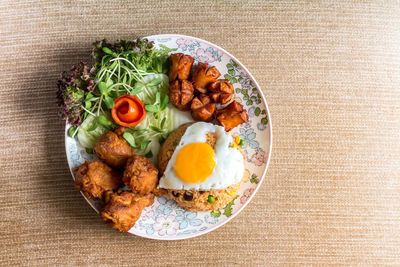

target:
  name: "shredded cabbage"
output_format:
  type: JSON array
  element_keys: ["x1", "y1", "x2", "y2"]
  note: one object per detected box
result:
[
  {"x1": 77, "y1": 114, "x2": 108, "y2": 148},
  {"x1": 125, "y1": 73, "x2": 194, "y2": 160},
  {"x1": 134, "y1": 73, "x2": 169, "y2": 104}
]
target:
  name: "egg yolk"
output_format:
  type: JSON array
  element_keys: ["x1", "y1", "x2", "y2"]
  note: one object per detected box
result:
[{"x1": 174, "y1": 143, "x2": 216, "y2": 184}]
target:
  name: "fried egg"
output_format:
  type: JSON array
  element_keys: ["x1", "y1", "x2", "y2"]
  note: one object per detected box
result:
[
  {"x1": 141, "y1": 105, "x2": 194, "y2": 164},
  {"x1": 159, "y1": 122, "x2": 245, "y2": 190}
]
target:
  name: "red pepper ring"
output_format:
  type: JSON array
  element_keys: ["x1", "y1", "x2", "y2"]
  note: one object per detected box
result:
[{"x1": 111, "y1": 94, "x2": 146, "y2": 127}]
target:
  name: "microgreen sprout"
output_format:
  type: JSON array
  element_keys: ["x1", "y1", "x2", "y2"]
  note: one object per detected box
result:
[{"x1": 59, "y1": 39, "x2": 177, "y2": 153}]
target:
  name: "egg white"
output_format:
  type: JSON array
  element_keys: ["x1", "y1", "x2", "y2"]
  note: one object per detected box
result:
[
  {"x1": 140, "y1": 104, "x2": 194, "y2": 165},
  {"x1": 159, "y1": 122, "x2": 245, "y2": 190}
]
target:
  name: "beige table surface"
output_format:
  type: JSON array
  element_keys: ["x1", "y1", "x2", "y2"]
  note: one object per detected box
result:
[{"x1": 1, "y1": 1, "x2": 400, "y2": 266}]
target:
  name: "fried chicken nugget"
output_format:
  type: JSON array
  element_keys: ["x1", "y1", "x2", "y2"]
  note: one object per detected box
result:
[
  {"x1": 74, "y1": 161, "x2": 122, "y2": 199},
  {"x1": 94, "y1": 129, "x2": 135, "y2": 168},
  {"x1": 123, "y1": 155, "x2": 159, "y2": 195},
  {"x1": 101, "y1": 191, "x2": 154, "y2": 232}
]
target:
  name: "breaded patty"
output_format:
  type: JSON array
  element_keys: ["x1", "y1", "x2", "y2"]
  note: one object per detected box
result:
[{"x1": 157, "y1": 123, "x2": 248, "y2": 211}]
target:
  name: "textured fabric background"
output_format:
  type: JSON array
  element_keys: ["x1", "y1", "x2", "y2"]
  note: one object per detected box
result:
[{"x1": 1, "y1": 1, "x2": 400, "y2": 266}]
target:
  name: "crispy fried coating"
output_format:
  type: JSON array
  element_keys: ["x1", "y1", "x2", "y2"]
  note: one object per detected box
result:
[
  {"x1": 208, "y1": 79, "x2": 234, "y2": 104},
  {"x1": 191, "y1": 62, "x2": 220, "y2": 93},
  {"x1": 216, "y1": 100, "x2": 249, "y2": 131},
  {"x1": 94, "y1": 129, "x2": 135, "y2": 168},
  {"x1": 101, "y1": 191, "x2": 154, "y2": 232},
  {"x1": 123, "y1": 155, "x2": 159, "y2": 195},
  {"x1": 190, "y1": 94, "x2": 216, "y2": 122},
  {"x1": 74, "y1": 161, "x2": 122, "y2": 199},
  {"x1": 169, "y1": 53, "x2": 195, "y2": 81},
  {"x1": 168, "y1": 80, "x2": 194, "y2": 111}
]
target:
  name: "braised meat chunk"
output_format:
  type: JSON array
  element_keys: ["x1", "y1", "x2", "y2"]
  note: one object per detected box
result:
[
  {"x1": 123, "y1": 155, "x2": 159, "y2": 195},
  {"x1": 74, "y1": 161, "x2": 122, "y2": 199},
  {"x1": 208, "y1": 79, "x2": 234, "y2": 104},
  {"x1": 168, "y1": 80, "x2": 194, "y2": 111},
  {"x1": 190, "y1": 94, "x2": 216, "y2": 122},
  {"x1": 191, "y1": 62, "x2": 220, "y2": 93},
  {"x1": 101, "y1": 191, "x2": 154, "y2": 232},
  {"x1": 216, "y1": 100, "x2": 249, "y2": 131},
  {"x1": 94, "y1": 129, "x2": 135, "y2": 168},
  {"x1": 169, "y1": 53, "x2": 195, "y2": 81}
]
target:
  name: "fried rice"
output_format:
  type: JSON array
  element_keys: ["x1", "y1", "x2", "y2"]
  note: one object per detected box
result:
[{"x1": 158, "y1": 123, "x2": 248, "y2": 211}]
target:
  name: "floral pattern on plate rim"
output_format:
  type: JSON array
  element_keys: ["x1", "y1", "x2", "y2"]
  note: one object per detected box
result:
[{"x1": 65, "y1": 34, "x2": 272, "y2": 240}]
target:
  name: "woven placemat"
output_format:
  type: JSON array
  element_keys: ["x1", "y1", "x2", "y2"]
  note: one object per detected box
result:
[{"x1": 1, "y1": 1, "x2": 400, "y2": 265}]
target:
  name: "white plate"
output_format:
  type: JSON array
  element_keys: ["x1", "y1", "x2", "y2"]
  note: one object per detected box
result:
[{"x1": 65, "y1": 34, "x2": 272, "y2": 240}]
